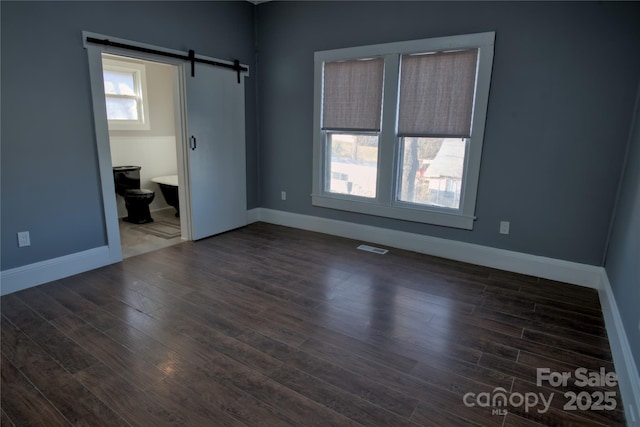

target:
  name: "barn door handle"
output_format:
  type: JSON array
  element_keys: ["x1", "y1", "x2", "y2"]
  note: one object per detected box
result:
[{"x1": 190, "y1": 135, "x2": 197, "y2": 151}]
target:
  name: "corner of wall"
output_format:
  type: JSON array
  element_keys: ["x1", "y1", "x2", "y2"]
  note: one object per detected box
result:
[{"x1": 599, "y1": 270, "x2": 640, "y2": 426}]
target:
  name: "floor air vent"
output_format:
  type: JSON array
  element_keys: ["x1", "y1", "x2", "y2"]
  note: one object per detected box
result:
[{"x1": 357, "y1": 244, "x2": 388, "y2": 255}]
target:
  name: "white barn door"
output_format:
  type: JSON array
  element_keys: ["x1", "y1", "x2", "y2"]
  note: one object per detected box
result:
[{"x1": 185, "y1": 63, "x2": 247, "y2": 240}]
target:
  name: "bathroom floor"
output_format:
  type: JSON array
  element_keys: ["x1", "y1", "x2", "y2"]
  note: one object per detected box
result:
[{"x1": 119, "y1": 207, "x2": 182, "y2": 258}]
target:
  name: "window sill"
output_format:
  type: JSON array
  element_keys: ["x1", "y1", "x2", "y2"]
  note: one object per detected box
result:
[
  {"x1": 108, "y1": 120, "x2": 150, "y2": 132},
  {"x1": 311, "y1": 194, "x2": 475, "y2": 230}
]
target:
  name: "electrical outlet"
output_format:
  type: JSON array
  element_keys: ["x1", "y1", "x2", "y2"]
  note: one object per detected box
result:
[
  {"x1": 17, "y1": 231, "x2": 30, "y2": 247},
  {"x1": 281, "y1": 191, "x2": 286, "y2": 201},
  {"x1": 499, "y1": 221, "x2": 510, "y2": 235}
]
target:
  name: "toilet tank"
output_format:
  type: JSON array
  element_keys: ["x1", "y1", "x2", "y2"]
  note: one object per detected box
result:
[{"x1": 113, "y1": 166, "x2": 141, "y2": 196}]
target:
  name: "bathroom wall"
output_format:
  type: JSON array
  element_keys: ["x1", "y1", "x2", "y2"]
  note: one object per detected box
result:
[{"x1": 107, "y1": 56, "x2": 177, "y2": 217}]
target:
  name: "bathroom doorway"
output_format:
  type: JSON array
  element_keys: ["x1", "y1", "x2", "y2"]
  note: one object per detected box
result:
[
  {"x1": 85, "y1": 32, "x2": 249, "y2": 265},
  {"x1": 103, "y1": 53, "x2": 184, "y2": 258}
]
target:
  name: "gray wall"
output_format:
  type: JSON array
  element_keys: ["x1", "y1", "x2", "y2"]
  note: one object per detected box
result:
[
  {"x1": 1, "y1": 1, "x2": 257, "y2": 270},
  {"x1": 2, "y1": 1, "x2": 639, "y2": 271},
  {"x1": 605, "y1": 83, "x2": 640, "y2": 376},
  {"x1": 256, "y1": 1, "x2": 640, "y2": 265}
]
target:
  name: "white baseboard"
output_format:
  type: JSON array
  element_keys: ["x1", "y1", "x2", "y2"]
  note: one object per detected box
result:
[
  {"x1": 0, "y1": 246, "x2": 113, "y2": 296},
  {"x1": 247, "y1": 208, "x2": 602, "y2": 288},
  {"x1": 247, "y1": 207, "x2": 261, "y2": 224},
  {"x1": 599, "y1": 271, "x2": 640, "y2": 426}
]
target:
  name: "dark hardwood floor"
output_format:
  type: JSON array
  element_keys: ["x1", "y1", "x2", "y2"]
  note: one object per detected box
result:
[{"x1": 1, "y1": 222, "x2": 625, "y2": 426}]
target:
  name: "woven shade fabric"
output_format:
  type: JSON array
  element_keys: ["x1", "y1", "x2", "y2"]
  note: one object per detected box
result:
[
  {"x1": 322, "y1": 57, "x2": 384, "y2": 131},
  {"x1": 398, "y1": 49, "x2": 478, "y2": 137}
]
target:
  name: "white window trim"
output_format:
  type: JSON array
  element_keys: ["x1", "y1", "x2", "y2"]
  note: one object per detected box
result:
[
  {"x1": 102, "y1": 56, "x2": 151, "y2": 131},
  {"x1": 312, "y1": 32, "x2": 495, "y2": 230}
]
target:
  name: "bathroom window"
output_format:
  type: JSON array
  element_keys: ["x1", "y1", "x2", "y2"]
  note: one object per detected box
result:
[{"x1": 102, "y1": 55, "x2": 150, "y2": 131}]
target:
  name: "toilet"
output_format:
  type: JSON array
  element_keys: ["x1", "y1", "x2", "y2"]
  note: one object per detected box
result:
[{"x1": 112, "y1": 166, "x2": 155, "y2": 224}]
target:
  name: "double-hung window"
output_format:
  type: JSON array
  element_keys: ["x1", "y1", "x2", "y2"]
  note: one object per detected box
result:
[
  {"x1": 322, "y1": 57, "x2": 384, "y2": 198},
  {"x1": 102, "y1": 55, "x2": 150, "y2": 131},
  {"x1": 312, "y1": 32, "x2": 495, "y2": 229}
]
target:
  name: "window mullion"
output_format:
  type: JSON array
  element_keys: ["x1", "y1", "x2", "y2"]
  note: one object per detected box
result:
[{"x1": 376, "y1": 54, "x2": 400, "y2": 206}]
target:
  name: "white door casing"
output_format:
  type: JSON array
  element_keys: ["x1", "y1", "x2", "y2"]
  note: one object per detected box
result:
[{"x1": 84, "y1": 31, "x2": 249, "y2": 259}]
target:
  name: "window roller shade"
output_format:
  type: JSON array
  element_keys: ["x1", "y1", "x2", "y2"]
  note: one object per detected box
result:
[
  {"x1": 322, "y1": 58, "x2": 384, "y2": 131},
  {"x1": 398, "y1": 49, "x2": 478, "y2": 138}
]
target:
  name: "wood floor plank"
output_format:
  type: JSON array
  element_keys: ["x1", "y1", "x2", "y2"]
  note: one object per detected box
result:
[
  {"x1": 59, "y1": 323, "x2": 170, "y2": 389},
  {"x1": 102, "y1": 322, "x2": 194, "y2": 378},
  {"x1": 516, "y1": 350, "x2": 616, "y2": 377},
  {"x1": 143, "y1": 375, "x2": 249, "y2": 426},
  {"x1": 34, "y1": 281, "x2": 126, "y2": 332},
  {"x1": 521, "y1": 329, "x2": 612, "y2": 361},
  {"x1": 14, "y1": 286, "x2": 74, "y2": 321},
  {"x1": 238, "y1": 330, "x2": 421, "y2": 418},
  {"x1": 473, "y1": 305, "x2": 609, "y2": 339},
  {"x1": 1, "y1": 296, "x2": 99, "y2": 374},
  {"x1": 1, "y1": 318, "x2": 128, "y2": 426},
  {"x1": 156, "y1": 297, "x2": 248, "y2": 338},
  {"x1": 534, "y1": 303, "x2": 606, "y2": 330},
  {"x1": 201, "y1": 353, "x2": 362, "y2": 426},
  {"x1": 1, "y1": 353, "x2": 70, "y2": 427},
  {"x1": 100, "y1": 302, "x2": 220, "y2": 369},
  {"x1": 55, "y1": 273, "x2": 116, "y2": 306},
  {"x1": 37, "y1": 281, "x2": 96, "y2": 313},
  {"x1": 484, "y1": 284, "x2": 603, "y2": 318},
  {"x1": 72, "y1": 364, "x2": 187, "y2": 427},
  {"x1": 159, "y1": 360, "x2": 300, "y2": 426},
  {"x1": 487, "y1": 275, "x2": 602, "y2": 311},
  {"x1": 248, "y1": 289, "x2": 495, "y2": 368},
  {"x1": 266, "y1": 363, "x2": 420, "y2": 426},
  {"x1": 411, "y1": 401, "x2": 501, "y2": 427},
  {"x1": 1, "y1": 408, "x2": 16, "y2": 427},
  {"x1": 149, "y1": 306, "x2": 284, "y2": 374},
  {"x1": 0, "y1": 222, "x2": 624, "y2": 426},
  {"x1": 258, "y1": 302, "x2": 424, "y2": 372},
  {"x1": 299, "y1": 333, "x2": 510, "y2": 398},
  {"x1": 499, "y1": 332, "x2": 614, "y2": 369}
]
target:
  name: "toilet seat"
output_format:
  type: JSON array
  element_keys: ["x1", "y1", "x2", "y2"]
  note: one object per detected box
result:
[{"x1": 125, "y1": 188, "x2": 154, "y2": 198}]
